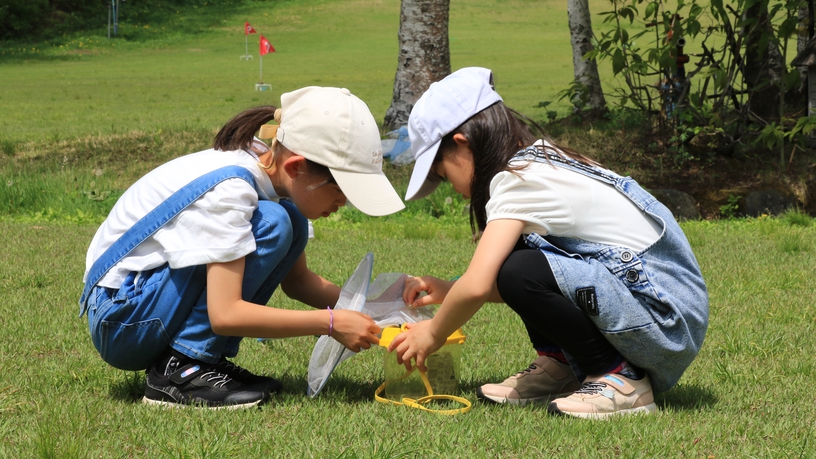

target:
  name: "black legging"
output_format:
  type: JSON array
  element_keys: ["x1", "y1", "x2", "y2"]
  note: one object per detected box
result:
[{"x1": 495, "y1": 240, "x2": 622, "y2": 376}]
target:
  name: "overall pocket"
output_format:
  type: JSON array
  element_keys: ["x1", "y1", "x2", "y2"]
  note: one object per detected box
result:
[{"x1": 98, "y1": 317, "x2": 170, "y2": 371}]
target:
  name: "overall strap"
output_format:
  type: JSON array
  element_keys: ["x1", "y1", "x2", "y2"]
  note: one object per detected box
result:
[
  {"x1": 512, "y1": 146, "x2": 620, "y2": 186},
  {"x1": 79, "y1": 165, "x2": 256, "y2": 316}
]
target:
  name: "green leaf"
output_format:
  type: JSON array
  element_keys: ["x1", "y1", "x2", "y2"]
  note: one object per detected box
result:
[
  {"x1": 784, "y1": 70, "x2": 801, "y2": 90},
  {"x1": 583, "y1": 49, "x2": 600, "y2": 60},
  {"x1": 645, "y1": 2, "x2": 657, "y2": 19},
  {"x1": 612, "y1": 49, "x2": 626, "y2": 74},
  {"x1": 686, "y1": 19, "x2": 701, "y2": 37},
  {"x1": 778, "y1": 16, "x2": 798, "y2": 39}
]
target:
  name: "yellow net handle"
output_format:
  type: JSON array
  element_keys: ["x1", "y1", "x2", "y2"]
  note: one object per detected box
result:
[{"x1": 374, "y1": 368, "x2": 471, "y2": 416}]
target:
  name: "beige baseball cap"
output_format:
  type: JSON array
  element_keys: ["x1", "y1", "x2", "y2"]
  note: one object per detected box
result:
[{"x1": 274, "y1": 86, "x2": 404, "y2": 216}]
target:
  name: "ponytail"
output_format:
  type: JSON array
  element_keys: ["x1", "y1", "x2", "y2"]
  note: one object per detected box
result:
[{"x1": 213, "y1": 106, "x2": 281, "y2": 151}]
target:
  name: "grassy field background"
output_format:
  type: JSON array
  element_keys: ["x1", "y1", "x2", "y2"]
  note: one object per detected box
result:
[
  {"x1": 0, "y1": 0, "x2": 611, "y2": 143},
  {"x1": 2, "y1": 0, "x2": 816, "y2": 457},
  {"x1": 1, "y1": 217, "x2": 815, "y2": 457}
]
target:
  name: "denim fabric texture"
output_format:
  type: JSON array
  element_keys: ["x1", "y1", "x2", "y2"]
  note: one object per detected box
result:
[
  {"x1": 81, "y1": 166, "x2": 308, "y2": 371},
  {"x1": 80, "y1": 166, "x2": 257, "y2": 315},
  {"x1": 512, "y1": 147, "x2": 709, "y2": 394}
]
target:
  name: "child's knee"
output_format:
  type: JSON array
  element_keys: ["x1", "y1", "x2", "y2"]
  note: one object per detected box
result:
[{"x1": 252, "y1": 201, "x2": 308, "y2": 253}]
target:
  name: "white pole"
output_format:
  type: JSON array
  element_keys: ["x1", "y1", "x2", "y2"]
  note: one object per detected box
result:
[
  {"x1": 259, "y1": 55, "x2": 263, "y2": 82},
  {"x1": 245, "y1": 35, "x2": 249, "y2": 55}
]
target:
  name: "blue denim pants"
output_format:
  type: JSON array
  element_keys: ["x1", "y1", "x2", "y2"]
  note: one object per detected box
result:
[{"x1": 84, "y1": 199, "x2": 308, "y2": 371}]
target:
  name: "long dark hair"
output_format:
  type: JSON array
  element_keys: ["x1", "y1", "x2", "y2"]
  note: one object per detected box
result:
[
  {"x1": 213, "y1": 106, "x2": 278, "y2": 151},
  {"x1": 213, "y1": 105, "x2": 332, "y2": 178},
  {"x1": 438, "y1": 101, "x2": 597, "y2": 235}
]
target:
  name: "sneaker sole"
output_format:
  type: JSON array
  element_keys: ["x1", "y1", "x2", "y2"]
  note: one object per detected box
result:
[
  {"x1": 477, "y1": 389, "x2": 575, "y2": 406},
  {"x1": 549, "y1": 402, "x2": 657, "y2": 419},
  {"x1": 141, "y1": 396, "x2": 262, "y2": 410}
]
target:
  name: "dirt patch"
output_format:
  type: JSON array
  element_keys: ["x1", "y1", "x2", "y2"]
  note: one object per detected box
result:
[{"x1": 548, "y1": 117, "x2": 816, "y2": 219}]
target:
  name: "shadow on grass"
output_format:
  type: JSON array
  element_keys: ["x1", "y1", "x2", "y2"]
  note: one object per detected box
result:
[
  {"x1": 461, "y1": 378, "x2": 717, "y2": 414},
  {"x1": 297, "y1": 374, "x2": 382, "y2": 403},
  {"x1": 109, "y1": 370, "x2": 717, "y2": 413},
  {"x1": 656, "y1": 382, "x2": 718, "y2": 412},
  {"x1": 109, "y1": 371, "x2": 147, "y2": 403},
  {"x1": 108, "y1": 371, "x2": 383, "y2": 405}
]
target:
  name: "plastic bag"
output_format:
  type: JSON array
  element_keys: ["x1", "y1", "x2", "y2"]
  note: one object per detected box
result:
[
  {"x1": 382, "y1": 126, "x2": 412, "y2": 162},
  {"x1": 365, "y1": 273, "x2": 434, "y2": 327},
  {"x1": 306, "y1": 253, "x2": 433, "y2": 397}
]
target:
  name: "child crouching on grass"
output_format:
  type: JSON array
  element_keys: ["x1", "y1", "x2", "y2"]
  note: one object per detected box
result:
[
  {"x1": 388, "y1": 67, "x2": 708, "y2": 419},
  {"x1": 80, "y1": 87, "x2": 404, "y2": 409}
]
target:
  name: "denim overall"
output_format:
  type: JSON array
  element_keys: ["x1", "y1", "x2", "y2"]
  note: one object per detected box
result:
[
  {"x1": 79, "y1": 165, "x2": 308, "y2": 371},
  {"x1": 513, "y1": 148, "x2": 709, "y2": 394}
]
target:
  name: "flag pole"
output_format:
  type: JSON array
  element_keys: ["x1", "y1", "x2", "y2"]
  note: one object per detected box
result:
[
  {"x1": 255, "y1": 54, "x2": 270, "y2": 91},
  {"x1": 255, "y1": 34, "x2": 272, "y2": 91},
  {"x1": 240, "y1": 34, "x2": 253, "y2": 60}
]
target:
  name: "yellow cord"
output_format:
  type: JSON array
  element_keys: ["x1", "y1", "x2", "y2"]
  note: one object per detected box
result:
[{"x1": 374, "y1": 368, "x2": 471, "y2": 415}]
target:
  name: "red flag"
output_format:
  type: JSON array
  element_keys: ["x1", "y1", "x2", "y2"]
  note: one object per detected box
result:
[
  {"x1": 244, "y1": 22, "x2": 257, "y2": 35},
  {"x1": 259, "y1": 35, "x2": 275, "y2": 55}
]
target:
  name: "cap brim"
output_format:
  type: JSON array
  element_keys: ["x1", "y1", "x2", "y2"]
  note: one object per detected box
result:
[
  {"x1": 331, "y1": 169, "x2": 405, "y2": 217},
  {"x1": 404, "y1": 138, "x2": 442, "y2": 201}
]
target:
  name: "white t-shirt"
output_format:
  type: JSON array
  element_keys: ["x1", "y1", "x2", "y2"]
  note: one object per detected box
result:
[
  {"x1": 84, "y1": 146, "x2": 279, "y2": 289},
  {"x1": 485, "y1": 155, "x2": 662, "y2": 252}
]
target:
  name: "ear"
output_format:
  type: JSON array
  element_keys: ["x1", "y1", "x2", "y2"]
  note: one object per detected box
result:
[
  {"x1": 281, "y1": 155, "x2": 308, "y2": 179},
  {"x1": 452, "y1": 133, "x2": 470, "y2": 148}
]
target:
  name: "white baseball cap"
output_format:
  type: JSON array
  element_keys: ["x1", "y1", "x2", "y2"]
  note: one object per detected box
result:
[
  {"x1": 276, "y1": 86, "x2": 405, "y2": 216},
  {"x1": 404, "y1": 67, "x2": 503, "y2": 201}
]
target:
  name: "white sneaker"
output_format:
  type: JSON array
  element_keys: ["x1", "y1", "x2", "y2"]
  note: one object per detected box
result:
[
  {"x1": 476, "y1": 356, "x2": 580, "y2": 405},
  {"x1": 548, "y1": 373, "x2": 657, "y2": 419}
]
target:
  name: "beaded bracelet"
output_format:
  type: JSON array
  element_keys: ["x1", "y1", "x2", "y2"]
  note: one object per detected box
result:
[{"x1": 327, "y1": 307, "x2": 334, "y2": 337}]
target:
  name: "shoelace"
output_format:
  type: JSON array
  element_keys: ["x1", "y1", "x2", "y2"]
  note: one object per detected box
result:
[
  {"x1": 218, "y1": 359, "x2": 251, "y2": 377},
  {"x1": 199, "y1": 371, "x2": 233, "y2": 388},
  {"x1": 517, "y1": 363, "x2": 540, "y2": 375},
  {"x1": 575, "y1": 381, "x2": 607, "y2": 395}
]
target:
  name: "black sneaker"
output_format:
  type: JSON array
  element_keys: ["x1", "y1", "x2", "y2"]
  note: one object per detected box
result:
[
  {"x1": 215, "y1": 357, "x2": 283, "y2": 396},
  {"x1": 143, "y1": 356, "x2": 267, "y2": 409}
]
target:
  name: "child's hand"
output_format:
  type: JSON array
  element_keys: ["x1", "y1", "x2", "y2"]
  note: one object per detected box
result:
[
  {"x1": 387, "y1": 320, "x2": 444, "y2": 372},
  {"x1": 332, "y1": 310, "x2": 381, "y2": 353},
  {"x1": 403, "y1": 276, "x2": 454, "y2": 308}
]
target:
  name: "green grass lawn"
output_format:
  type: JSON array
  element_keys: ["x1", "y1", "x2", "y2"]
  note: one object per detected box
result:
[
  {"x1": 0, "y1": 216, "x2": 814, "y2": 457},
  {"x1": 2, "y1": 0, "x2": 816, "y2": 456},
  {"x1": 0, "y1": 0, "x2": 619, "y2": 143}
]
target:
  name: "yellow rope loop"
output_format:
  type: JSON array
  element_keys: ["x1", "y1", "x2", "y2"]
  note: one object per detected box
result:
[{"x1": 373, "y1": 367, "x2": 471, "y2": 415}]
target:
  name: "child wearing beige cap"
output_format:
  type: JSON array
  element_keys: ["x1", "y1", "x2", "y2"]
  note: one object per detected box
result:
[{"x1": 80, "y1": 87, "x2": 404, "y2": 409}]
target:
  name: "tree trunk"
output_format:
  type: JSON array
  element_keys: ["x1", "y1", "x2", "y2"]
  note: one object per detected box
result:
[
  {"x1": 743, "y1": 1, "x2": 785, "y2": 121},
  {"x1": 567, "y1": 0, "x2": 607, "y2": 116},
  {"x1": 383, "y1": 0, "x2": 451, "y2": 131},
  {"x1": 790, "y1": 1, "x2": 811, "y2": 115}
]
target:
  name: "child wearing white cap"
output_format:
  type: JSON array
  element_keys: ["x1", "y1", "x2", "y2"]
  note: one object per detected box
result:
[
  {"x1": 80, "y1": 87, "x2": 404, "y2": 409},
  {"x1": 388, "y1": 67, "x2": 708, "y2": 419}
]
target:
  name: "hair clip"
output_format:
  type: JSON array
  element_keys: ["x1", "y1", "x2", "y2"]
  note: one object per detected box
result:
[{"x1": 259, "y1": 124, "x2": 279, "y2": 140}]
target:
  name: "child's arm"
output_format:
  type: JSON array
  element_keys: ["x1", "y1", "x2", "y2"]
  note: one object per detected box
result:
[
  {"x1": 280, "y1": 252, "x2": 341, "y2": 308},
  {"x1": 390, "y1": 218, "x2": 525, "y2": 370},
  {"x1": 206, "y1": 257, "x2": 380, "y2": 352},
  {"x1": 403, "y1": 274, "x2": 505, "y2": 308}
]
